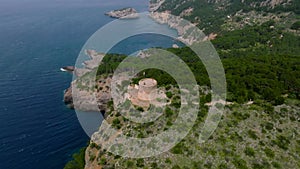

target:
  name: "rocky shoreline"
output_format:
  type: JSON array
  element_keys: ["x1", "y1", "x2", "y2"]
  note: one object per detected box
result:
[
  {"x1": 63, "y1": 87, "x2": 73, "y2": 109},
  {"x1": 148, "y1": 12, "x2": 217, "y2": 45},
  {"x1": 62, "y1": 0, "x2": 214, "y2": 114},
  {"x1": 62, "y1": 49, "x2": 111, "y2": 113}
]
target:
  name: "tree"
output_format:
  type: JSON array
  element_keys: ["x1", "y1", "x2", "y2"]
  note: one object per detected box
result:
[
  {"x1": 244, "y1": 147, "x2": 255, "y2": 156},
  {"x1": 64, "y1": 148, "x2": 86, "y2": 169},
  {"x1": 291, "y1": 21, "x2": 300, "y2": 30}
]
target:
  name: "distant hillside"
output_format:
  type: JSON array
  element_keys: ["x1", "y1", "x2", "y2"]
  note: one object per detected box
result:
[{"x1": 154, "y1": 0, "x2": 300, "y2": 34}]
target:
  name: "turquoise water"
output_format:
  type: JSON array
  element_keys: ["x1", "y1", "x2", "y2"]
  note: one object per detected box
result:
[{"x1": 0, "y1": 0, "x2": 179, "y2": 168}]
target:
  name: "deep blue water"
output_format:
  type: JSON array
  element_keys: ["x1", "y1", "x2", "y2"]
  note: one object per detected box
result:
[{"x1": 0, "y1": 0, "x2": 178, "y2": 169}]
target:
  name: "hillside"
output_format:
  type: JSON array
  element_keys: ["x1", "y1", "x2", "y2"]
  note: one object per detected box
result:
[
  {"x1": 65, "y1": 0, "x2": 300, "y2": 169},
  {"x1": 65, "y1": 39, "x2": 300, "y2": 169},
  {"x1": 155, "y1": 0, "x2": 300, "y2": 34}
]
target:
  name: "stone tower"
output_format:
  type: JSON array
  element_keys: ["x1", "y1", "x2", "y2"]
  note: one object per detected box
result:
[{"x1": 137, "y1": 78, "x2": 157, "y2": 101}]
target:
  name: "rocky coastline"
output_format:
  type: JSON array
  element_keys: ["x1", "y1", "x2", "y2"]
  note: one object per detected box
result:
[
  {"x1": 62, "y1": 49, "x2": 111, "y2": 113},
  {"x1": 63, "y1": 87, "x2": 73, "y2": 109}
]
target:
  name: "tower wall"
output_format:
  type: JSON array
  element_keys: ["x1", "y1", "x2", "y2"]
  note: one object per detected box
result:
[{"x1": 137, "y1": 78, "x2": 157, "y2": 101}]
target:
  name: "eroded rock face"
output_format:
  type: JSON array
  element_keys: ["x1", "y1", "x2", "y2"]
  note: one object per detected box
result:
[
  {"x1": 96, "y1": 77, "x2": 112, "y2": 115},
  {"x1": 63, "y1": 87, "x2": 74, "y2": 109},
  {"x1": 149, "y1": 0, "x2": 165, "y2": 12},
  {"x1": 63, "y1": 76, "x2": 113, "y2": 113},
  {"x1": 62, "y1": 48, "x2": 113, "y2": 113},
  {"x1": 84, "y1": 146, "x2": 102, "y2": 169},
  {"x1": 61, "y1": 66, "x2": 75, "y2": 72}
]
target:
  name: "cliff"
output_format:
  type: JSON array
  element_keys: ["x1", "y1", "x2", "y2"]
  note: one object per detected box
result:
[
  {"x1": 63, "y1": 50, "x2": 112, "y2": 113},
  {"x1": 149, "y1": 0, "x2": 165, "y2": 12}
]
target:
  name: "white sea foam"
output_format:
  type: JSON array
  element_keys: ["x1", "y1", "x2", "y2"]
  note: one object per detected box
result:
[{"x1": 60, "y1": 68, "x2": 67, "y2": 72}]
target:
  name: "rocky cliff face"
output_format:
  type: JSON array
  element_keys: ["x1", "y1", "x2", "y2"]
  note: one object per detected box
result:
[
  {"x1": 153, "y1": 0, "x2": 298, "y2": 34},
  {"x1": 63, "y1": 50, "x2": 112, "y2": 114},
  {"x1": 84, "y1": 146, "x2": 102, "y2": 169},
  {"x1": 71, "y1": 75, "x2": 112, "y2": 113},
  {"x1": 63, "y1": 87, "x2": 73, "y2": 109},
  {"x1": 149, "y1": 0, "x2": 165, "y2": 12}
]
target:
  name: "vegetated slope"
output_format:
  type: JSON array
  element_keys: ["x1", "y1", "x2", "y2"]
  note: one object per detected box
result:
[
  {"x1": 65, "y1": 28, "x2": 300, "y2": 168},
  {"x1": 156, "y1": 0, "x2": 300, "y2": 34},
  {"x1": 65, "y1": 1, "x2": 300, "y2": 168}
]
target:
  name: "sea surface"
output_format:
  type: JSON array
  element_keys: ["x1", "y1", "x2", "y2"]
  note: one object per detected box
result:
[{"x1": 0, "y1": 0, "x2": 178, "y2": 168}]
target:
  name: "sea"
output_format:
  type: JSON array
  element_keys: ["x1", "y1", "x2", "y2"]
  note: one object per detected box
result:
[{"x1": 0, "y1": 0, "x2": 178, "y2": 169}]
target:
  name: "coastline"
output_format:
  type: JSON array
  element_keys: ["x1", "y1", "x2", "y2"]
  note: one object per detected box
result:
[{"x1": 62, "y1": 3, "x2": 183, "y2": 169}]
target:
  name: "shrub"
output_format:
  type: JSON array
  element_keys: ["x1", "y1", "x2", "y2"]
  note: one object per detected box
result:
[
  {"x1": 151, "y1": 162, "x2": 159, "y2": 169},
  {"x1": 244, "y1": 147, "x2": 255, "y2": 157},
  {"x1": 271, "y1": 161, "x2": 282, "y2": 168},
  {"x1": 171, "y1": 99, "x2": 181, "y2": 108},
  {"x1": 166, "y1": 91, "x2": 173, "y2": 98},
  {"x1": 99, "y1": 157, "x2": 106, "y2": 165},
  {"x1": 90, "y1": 142, "x2": 101, "y2": 150},
  {"x1": 291, "y1": 21, "x2": 300, "y2": 30},
  {"x1": 126, "y1": 160, "x2": 134, "y2": 168},
  {"x1": 112, "y1": 118, "x2": 120, "y2": 125},
  {"x1": 89, "y1": 155, "x2": 96, "y2": 162},
  {"x1": 165, "y1": 158, "x2": 172, "y2": 164},
  {"x1": 264, "y1": 122, "x2": 274, "y2": 130},
  {"x1": 172, "y1": 165, "x2": 181, "y2": 169},
  {"x1": 264, "y1": 148, "x2": 275, "y2": 158},
  {"x1": 171, "y1": 143, "x2": 185, "y2": 154},
  {"x1": 136, "y1": 158, "x2": 144, "y2": 167},
  {"x1": 136, "y1": 107, "x2": 144, "y2": 112},
  {"x1": 232, "y1": 156, "x2": 248, "y2": 169},
  {"x1": 274, "y1": 97, "x2": 284, "y2": 105},
  {"x1": 165, "y1": 107, "x2": 174, "y2": 117},
  {"x1": 252, "y1": 161, "x2": 270, "y2": 169},
  {"x1": 248, "y1": 130, "x2": 258, "y2": 140},
  {"x1": 218, "y1": 163, "x2": 229, "y2": 169},
  {"x1": 272, "y1": 135, "x2": 290, "y2": 150},
  {"x1": 64, "y1": 147, "x2": 86, "y2": 169}
]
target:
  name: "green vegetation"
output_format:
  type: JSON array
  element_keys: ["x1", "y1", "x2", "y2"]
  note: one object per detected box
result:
[
  {"x1": 157, "y1": 0, "x2": 300, "y2": 34},
  {"x1": 66, "y1": 1, "x2": 300, "y2": 168},
  {"x1": 264, "y1": 147, "x2": 275, "y2": 158},
  {"x1": 64, "y1": 147, "x2": 86, "y2": 169},
  {"x1": 244, "y1": 147, "x2": 255, "y2": 157},
  {"x1": 93, "y1": 21, "x2": 300, "y2": 105},
  {"x1": 96, "y1": 53, "x2": 127, "y2": 76},
  {"x1": 176, "y1": 23, "x2": 299, "y2": 103},
  {"x1": 291, "y1": 21, "x2": 300, "y2": 30}
]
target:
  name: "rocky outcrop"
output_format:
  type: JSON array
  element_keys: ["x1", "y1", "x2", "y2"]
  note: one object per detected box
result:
[
  {"x1": 149, "y1": 12, "x2": 206, "y2": 45},
  {"x1": 63, "y1": 76, "x2": 112, "y2": 114},
  {"x1": 62, "y1": 49, "x2": 111, "y2": 113},
  {"x1": 250, "y1": 0, "x2": 292, "y2": 8},
  {"x1": 60, "y1": 66, "x2": 75, "y2": 72},
  {"x1": 84, "y1": 146, "x2": 101, "y2": 169},
  {"x1": 149, "y1": 0, "x2": 165, "y2": 12},
  {"x1": 179, "y1": 7, "x2": 193, "y2": 17},
  {"x1": 105, "y1": 7, "x2": 138, "y2": 19},
  {"x1": 63, "y1": 87, "x2": 74, "y2": 109}
]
